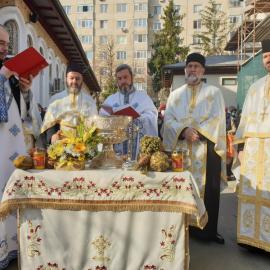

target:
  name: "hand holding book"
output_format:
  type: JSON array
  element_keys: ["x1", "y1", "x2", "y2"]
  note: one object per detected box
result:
[
  {"x1": 4, "y1": 47, "x2": 48, "y2": 80},
  {"x1": 101, "y1": 104, "x2": 140, "y2": 119}
]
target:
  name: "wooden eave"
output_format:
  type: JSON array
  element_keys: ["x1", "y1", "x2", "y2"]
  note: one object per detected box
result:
[{"x1": 23, "y1": 0, "x2": 100, "y2": 92}]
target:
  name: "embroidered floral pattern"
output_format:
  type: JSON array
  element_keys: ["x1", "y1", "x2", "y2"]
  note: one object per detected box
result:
[
  {"x1": 144, "y1": 265, "x2": 164, "y2": 270},
  {"x1": 160, "y1": 225, "x2": 177, "y2": 262},
  {"x1": 87, "y1": 266, "x2": 107, "y2": 270},
  {"x1": 6, "y1": 175, "x2": 194, "y2": 200},
  {"x1": 36, "y1": 262, "x2": 65, "y2": 270},
  {"x1": 91, "y1": 235, "x2": 111, "y2": 262},
  {"x1": 262, "y1": 214, "x2": 270, "y2": 233},
  {"x1": 243, "y1": 209, "x2": 255, "y2": 229},
  {"x1": 27, "y1": 220, "x2": 42, "y2": 257}
]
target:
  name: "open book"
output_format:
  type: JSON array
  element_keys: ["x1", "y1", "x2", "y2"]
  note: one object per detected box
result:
[
  {"x1": 4, "y1": 47, "x2": 49, "y2": 79},
  {"x1": 101, "y1": 104, "x2": 140, "y2": 119}
]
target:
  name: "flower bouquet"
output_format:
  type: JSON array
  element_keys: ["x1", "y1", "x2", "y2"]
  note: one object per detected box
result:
[{"x1": 47, "y1": 119, "x2": 103, "y2": 170}]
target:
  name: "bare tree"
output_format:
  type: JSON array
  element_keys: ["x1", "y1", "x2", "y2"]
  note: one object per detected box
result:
[{"x1": 95, "y1": 38, "x2": 118, "y2": 102}]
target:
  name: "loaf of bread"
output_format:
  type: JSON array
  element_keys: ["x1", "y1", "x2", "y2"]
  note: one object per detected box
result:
[{"x1": 13, "y1": 155, "x2": 34, "y2": 169}]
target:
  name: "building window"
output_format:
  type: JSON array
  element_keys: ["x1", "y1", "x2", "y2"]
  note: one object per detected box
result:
[
  {"x1": 221, "y1": 77, "x2": 237, "y2": 86},
  {"x1": 100, "y1": 51, "x2": 108, "y2": 60},
  {"x1": 100, "y1": 4, "x2": 108, "y2": 13},
  {"x1": 134, "y1": 67, "x2": 145, "y2": 75},
  {"x1": 134, "y1": 50, "x2": 147, "y2": 59},
  {"x1": 117, "y1": 3, "x2": 127, "y2": 12},
  {"x1": 134, "y1": 82, "x2": 146, "y2": 91},
  {"x1": 134, "y1": 18, "x2": 147, "y2": 27},
  {"x1": 117, "y1": 20, "x2": 127, "y2": 29},
  {"x1": 174, "y1": 5, "x2": 181, "y2": 15},
  {"x1": 193, "y1": 4, "x2": 202, "y2": 13},
  {"x1": 77, "y1": 19, "x2": 93, "y2": 28},
  {"x1": 77, "y1": 5, "x2": 93, "y2": 13},
  {"x1": 116, "y1": 35, "x2": 127, "y2": 44},
  {"x1": 230, "y1": 0, "x2": 241, "y2": 7},
  {"x1": 134, "y1": 34, "x2": 147, "y2": 43},
  {"x1": 153, "y1": 21, "x2": 162, "y2": 31},
  {"x1": 4, "y1": 20, "x2": 18, "y2": 55},
  {"x1": 27, "y1": 35, "x2": 33, "y2": 48},
  {"x1": 153, "y1": 6, "x2": 162, "y2": 15},
  {"x1": 99, "y1": 35, "x2": 108, "y2": 44},
  {"x1": 134, "y1": 3, "x2": 147, "y2": 12},
  {"x1": 193, "y1": 36, "x2": 202, "y2": 44},
  {"x1": 100, "y1": 20, "x2": 108, "y2": 29},
  {"x1": 63, "y1": 5, "x2": 71, "y2": 14},
  {"x1": 213, "y1": 4, "x2": 222, "y2": 11},
  {"x1": 117, "y1": 51, "x2": 127, "y2": 60},
  {"x1": 229, "y1": 15, "x2": 240, "y2": 24},
  {"x1": 80, "y1": 35, "x2": 92, "y2": 44},
  {"x1": 193, "y1": 20, "x2": 201, "y2": 30},
  {"x1": 86, "y1": 50, "x2": 93, "y2": 61}
]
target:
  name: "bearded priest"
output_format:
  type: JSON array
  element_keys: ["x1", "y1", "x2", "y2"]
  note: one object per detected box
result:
[
  {"x1": 162, "y1": 53, "x2": 227, "y2": 244},
  {"x1": 41, "y1": 62, "x2": 98, "y2": 144},
  {"x1": 99, "y1": 64, "x2": 158, "y2": 160}
]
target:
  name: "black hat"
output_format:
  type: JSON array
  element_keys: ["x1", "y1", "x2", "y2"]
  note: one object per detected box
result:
[
  {"x1": 261, "y1": 39, "x2": 270, "y2": 53},
  {"x1": 186, "y1": 53, "x2": 206, "y2": 67},
  {"x1": 66, "y1": 62, "x2": 85, "y2": 75}
]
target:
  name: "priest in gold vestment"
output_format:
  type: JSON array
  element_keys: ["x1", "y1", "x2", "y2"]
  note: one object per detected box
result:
[
  {"x1": 163, "y1": 53, "x2": 227, "y2": 244},
  {"x1": 41, "y1": 63, "x2": 98, "y2": 144},
  {"x1": 234, "y1": 40, "x2": 270, "y2": 252}
]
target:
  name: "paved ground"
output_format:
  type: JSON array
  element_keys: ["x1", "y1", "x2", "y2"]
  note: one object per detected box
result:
[
  {"x1": 190, "y1": 181, "x2": 270, "y2": 270},
  {"x1": 6, "y1": 181, "x2": 270, "y2": 270}
]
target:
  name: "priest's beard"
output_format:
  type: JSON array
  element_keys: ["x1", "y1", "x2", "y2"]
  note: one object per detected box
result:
[
  {"x1": 118, "y1": 83, "x2": 133, "y2": 92},
  {"x1": 67, "y1": 82, "x2": 82, "y2": 107},
  {"x1": 67, "y1": 85, "x2": 82, "y2": 95},
  {"x1": 185, "y1": 73, "x2": 202, "y2": 85}
]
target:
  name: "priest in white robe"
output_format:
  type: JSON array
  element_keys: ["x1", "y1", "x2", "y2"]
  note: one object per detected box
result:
[
  {"x1": 99, "y1": 64, "x2": 158, "y2": 160},
  {"x1": 163, "y1": 53, "x2": 227, "y2": 244},
  {"x1": 41, "y1": 63, "x2": 98, "y2": 144},
  {"x1": 0, "y1": 25, "x2": 41, "y2": 268},
  {"x1": 233, "y1": 39, "x2": 270, "y2": 253}
]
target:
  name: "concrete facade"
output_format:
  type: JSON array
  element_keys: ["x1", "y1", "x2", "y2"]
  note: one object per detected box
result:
[{"x1": 59, "y1": 0, "x2": 244, "y2": 93}]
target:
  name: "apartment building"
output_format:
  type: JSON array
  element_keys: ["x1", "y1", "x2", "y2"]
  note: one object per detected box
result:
[{"x1": 60, "y1": 0, "x2": 244, "y2": 93}]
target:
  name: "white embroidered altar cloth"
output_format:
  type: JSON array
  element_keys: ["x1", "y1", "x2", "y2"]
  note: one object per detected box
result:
[{"x1": 0, "y1": 169, "x2": 206, "y2": 270}]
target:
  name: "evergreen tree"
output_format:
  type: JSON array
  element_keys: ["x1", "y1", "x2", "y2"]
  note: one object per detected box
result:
[
  {"x1": 194, "y1": 0, "x2": 230, "y2": 55},
  {"x1": 148, "y1": 0, "x2": 188, "y2": 92}
]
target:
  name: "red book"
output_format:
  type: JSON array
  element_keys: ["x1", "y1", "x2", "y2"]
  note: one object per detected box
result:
[
  {"x1": 4, "y1": 47, "x2": 49, "y2": 79},
  {"x1": 113, "y1": 104, "x2": 140, "y2": 119}
]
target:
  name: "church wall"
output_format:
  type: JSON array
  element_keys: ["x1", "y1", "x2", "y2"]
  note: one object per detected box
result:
[{"x1": 0, "y1": 0, "x2": 92, "y2": 108}]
